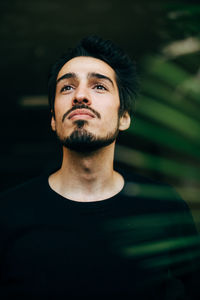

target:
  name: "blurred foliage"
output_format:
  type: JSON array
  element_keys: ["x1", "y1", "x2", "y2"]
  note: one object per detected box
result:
[
  {"x1": 162, "y1": 2, "x2": 200, "y2": 41},
  {"x1": 116, "y1": 1, "x2": 200, "y2": 228}
]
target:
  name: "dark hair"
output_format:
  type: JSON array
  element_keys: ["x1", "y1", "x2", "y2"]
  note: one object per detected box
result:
[{"x1": 48, "y1": 35, "x2": 139, "y2": 116}]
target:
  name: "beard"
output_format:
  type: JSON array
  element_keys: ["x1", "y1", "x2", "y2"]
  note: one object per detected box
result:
[{"x1": 56, "y1": 119, "x2": 119, "y2": 153}]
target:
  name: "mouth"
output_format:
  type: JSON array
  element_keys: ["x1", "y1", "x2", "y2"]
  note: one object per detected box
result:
[{"x1": 68, "y1": 109, "x2": 95, "y2": 120}]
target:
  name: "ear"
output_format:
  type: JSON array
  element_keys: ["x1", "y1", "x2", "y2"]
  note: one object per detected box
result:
[
  {"x1": 119, "y1": 111, "x2": 131, "y2": 131},
  {"x1": 51, "y1": 110, "x2": 56, "y2": 131}
]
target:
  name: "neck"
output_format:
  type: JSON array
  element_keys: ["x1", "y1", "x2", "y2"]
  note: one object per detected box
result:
[{"x1": 48, "y1": 143, "x2": 124, "y2": 202}]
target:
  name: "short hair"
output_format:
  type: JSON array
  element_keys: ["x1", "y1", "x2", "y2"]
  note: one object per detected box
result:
[{"x1": 48, "y1": 35, "x2": 139, "y2": 116}]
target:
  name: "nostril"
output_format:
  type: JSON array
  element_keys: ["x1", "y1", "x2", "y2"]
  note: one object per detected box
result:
[{"x1": 73, "y1": 98, "x2": 89, "y2": 105}]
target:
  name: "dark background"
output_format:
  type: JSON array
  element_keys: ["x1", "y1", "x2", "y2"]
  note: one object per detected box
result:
[{"x1": 1, "y1": 0, "x2": 200, "y2": 228}]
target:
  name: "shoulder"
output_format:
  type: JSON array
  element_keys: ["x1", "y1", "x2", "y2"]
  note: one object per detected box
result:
[
  {"x1": 119, "y1": 167, "x2": 191, "y2": 213},
  {"x1": 0, "y1": 175, "x2": 51, "y2": 230},
  {"x1": 0, "y1": 175, "x2": 48, "y2": 207},
  {"x1": 118, "y1": 168, "x2": 199, "y2": 235}
]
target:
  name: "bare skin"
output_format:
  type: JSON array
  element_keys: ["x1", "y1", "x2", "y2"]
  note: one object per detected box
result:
[
  {"x1": 49, "y1": 143, "x2": 124, "y2": 202},
  {"x1": 49, "y1": 56, "x2": 130, "y2": 202}
]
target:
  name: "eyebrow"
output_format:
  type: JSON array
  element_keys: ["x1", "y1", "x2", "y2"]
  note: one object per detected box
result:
[
  {"x1": 56, "y1": 72, "x2": 114, "y2": 86},
  {"x1": 56, "y1": 72, "x2": 77, "y2": 84},
  {"x1": 88, "y1": 72, "x2": 114, "y2": 86}
]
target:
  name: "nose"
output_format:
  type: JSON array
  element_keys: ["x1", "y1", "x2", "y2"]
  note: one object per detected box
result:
[{"x1": 72, "y1": 86, "x2": 91, "y2": 106}]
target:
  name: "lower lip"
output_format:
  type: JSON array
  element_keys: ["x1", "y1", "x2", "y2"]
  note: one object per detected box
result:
[{"x1": 69, "y1": 114, "x2": 94, "y2": 120}]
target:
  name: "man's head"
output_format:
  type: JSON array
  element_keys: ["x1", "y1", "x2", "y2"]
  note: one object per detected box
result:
[
  {"x1": 48, "y1": 35, "x2": 138, "y2": 118},
  {"x1": 48, "y1": 35, "x2": 138, "y2": 152}
]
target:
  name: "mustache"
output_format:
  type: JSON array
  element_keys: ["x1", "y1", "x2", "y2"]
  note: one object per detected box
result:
[{"x1": 62, "y1": 104, "x2": 101, "y2": 122}]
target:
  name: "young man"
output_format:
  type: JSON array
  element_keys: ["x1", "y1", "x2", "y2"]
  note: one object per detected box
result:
[{"x1": 0, "y1": 36, "x2": 199, "y2": 299}]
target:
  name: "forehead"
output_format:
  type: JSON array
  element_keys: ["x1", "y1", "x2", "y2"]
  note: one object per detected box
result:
[{"x1": 57, "y1": 56, "x2": 117, "y2": 82}]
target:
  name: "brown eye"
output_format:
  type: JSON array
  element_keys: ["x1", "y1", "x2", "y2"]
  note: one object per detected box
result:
[
  {"x1": 94, "y1": 84, "x2": 107, "y2": 90},
  {"x1": 61, "y1": 85, "x2": 73, "y2": 92}
]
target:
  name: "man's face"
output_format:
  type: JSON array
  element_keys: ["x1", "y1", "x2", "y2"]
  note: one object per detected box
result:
[{"x1": 51, "y1": 56, "x2": 130, "y2": 152}]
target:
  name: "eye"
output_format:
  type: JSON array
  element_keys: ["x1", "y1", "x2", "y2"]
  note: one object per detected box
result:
[
  {"x1": 60, "y1": 85, "x2": 74, "y2": 92},
  {"x1": 94, "y1": 84, "x2": 107, "y2": 91}
]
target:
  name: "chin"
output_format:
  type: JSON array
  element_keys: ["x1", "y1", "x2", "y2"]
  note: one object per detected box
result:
[{"x1": 56, "y1": 127, "x2": 119, "y2": 153}]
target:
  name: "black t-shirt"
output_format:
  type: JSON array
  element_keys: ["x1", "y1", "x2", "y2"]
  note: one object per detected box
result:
[{"x1": 0, "y1": 170, "x2": 199, "y2": 299}]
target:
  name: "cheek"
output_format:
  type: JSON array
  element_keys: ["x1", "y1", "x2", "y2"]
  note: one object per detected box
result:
[
  {"x1": 96, "y1": 96, "x2": 120, "y2": 114},
  {"x1": 54, "y1": 101, "x2": 67, "y2": 120},
  {"x1": 101, "y1": 109, "x2": 119, "y2": 130}
]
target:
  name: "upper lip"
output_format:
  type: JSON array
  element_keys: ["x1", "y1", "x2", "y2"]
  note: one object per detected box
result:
[{"x1": 68, "y1": 109, "x2": 95, "y2": 119}]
